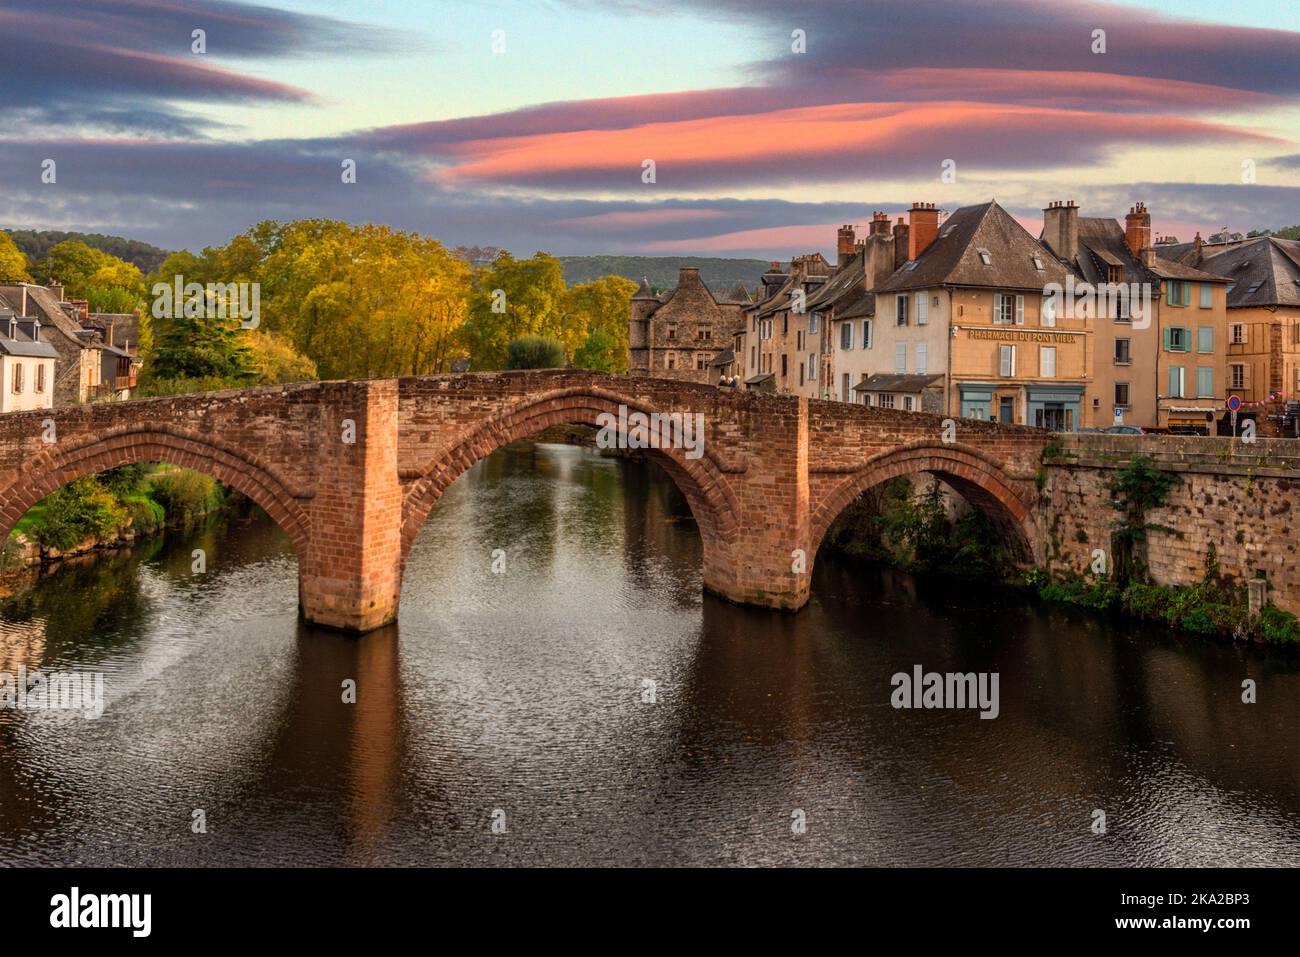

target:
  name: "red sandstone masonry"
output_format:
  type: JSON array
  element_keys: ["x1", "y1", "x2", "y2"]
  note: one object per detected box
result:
[{"x1": 13, "y1": 371, "x2": 1288, "y2": 632}]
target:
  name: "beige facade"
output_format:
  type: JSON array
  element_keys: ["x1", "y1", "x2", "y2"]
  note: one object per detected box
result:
[
  {"x1": 1152, "y1": 273, "x2": 1231, "y2": 432},
  {"x1": 0, "y1": 354, "x2": 56, "y2": 413}
]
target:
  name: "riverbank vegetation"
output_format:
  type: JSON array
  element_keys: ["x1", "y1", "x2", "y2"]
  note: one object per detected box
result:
[
  {"x1": 823, "y1": 462, "x2": 1300, "y2": 645},
  {"x1": 2, "y1": 465, "x2": 225, "y2": 570}
]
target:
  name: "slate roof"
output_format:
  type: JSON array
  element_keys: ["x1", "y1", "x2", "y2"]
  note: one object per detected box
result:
[
  {"x1": 805, "y1": 249, "x2": 866, "y2": 312},
  {"x1": 0, "y1": 325, "x2": 59, "y2": 358},
  {"x1": 1191, "y1": 237, "x2": 1300, "y2": 308},
  {"x1": 852, "y1": 373, "x2": 943, "y2": 393},
  {"x1": 877, "y1": 201, "x2": 1069, "y2": 293},
  {"x1": 835, "y1": 291, "x2": 876, "y2": 320},
  {"x1": 707, "y1": 347, "x2": 735, "y2": 368}
]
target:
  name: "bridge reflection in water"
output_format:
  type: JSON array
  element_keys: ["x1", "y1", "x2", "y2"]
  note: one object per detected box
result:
[{"x1": 0, "y1": 442, "x2": 1297, "y2": 866}]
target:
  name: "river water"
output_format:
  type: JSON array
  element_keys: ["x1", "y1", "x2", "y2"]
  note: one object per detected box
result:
[{"x1": 1, "y1": 442, "x2": 1297, "y2": 866}]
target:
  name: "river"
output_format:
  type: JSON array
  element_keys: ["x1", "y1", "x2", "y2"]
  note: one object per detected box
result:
[{"x1": 1, "y1": 441, "x2": 1297, "y2": 866}]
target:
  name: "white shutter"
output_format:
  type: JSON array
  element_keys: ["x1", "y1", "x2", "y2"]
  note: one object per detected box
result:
[
  {"x1": 895, "y1": 341, "x2": 907, "y2": 374},
  {"x1": 1040, "y1": 346, "x2": 1056, "y2": 378},
  {"x1": 916, "y1": 292, "x2": 929, "y2": 325},
  {"x1": 1000, "y1": 344, "x2": 1015, "y2": 377},
  {"x1": 1042, "y1": 296, "x2": 1057, "y2": 327},
  {"x1": 1015, "y1": 295, "x2": 1025, "y2": 325},
  {"x1": 916, "y1": 341, "x2": 928, "y2": 374}
]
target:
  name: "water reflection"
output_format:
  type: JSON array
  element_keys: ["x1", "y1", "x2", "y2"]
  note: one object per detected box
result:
[{"x1": 0, "y1": 442, "x2": 1296, "y2": 866}]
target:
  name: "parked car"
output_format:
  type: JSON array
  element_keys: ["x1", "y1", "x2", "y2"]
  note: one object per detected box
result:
[{"x1": 1099, "y1": 424, "x2": 1144, "y2": 435}]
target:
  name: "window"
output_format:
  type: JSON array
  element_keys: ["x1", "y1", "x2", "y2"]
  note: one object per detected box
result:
[
  {"x1": 1197, "y1": 366, "x2": 1214, "y2": 397},
  {"x1": 896, "y1": 295, "x2": 908, "y2": 326},
  {"x1": 11, "y1": 364, "x2": 23, "y2": 394},
  {"x1": 1115, "y1": 338, "x2": 1131, "y2": 364},
  {"x1": 750, "y1": 346, "x2": 756, "y2": 368},
  {"x1": 697, "y1": 326, "x2": 712, "y2": 341},
  {"x1": 915, "y1": 292, "x2": 928, "y2": 325},
  {"x1": 840, "y1": 322, "x2": 853, "y2": 351},
  {"x1": 808, "y1": 353, "x2": 817, "y2": 380},
  {"x1": 1164, "y1": 326, "x2": 1190, "y2": 352},
  {"x1": 1115, "y1": 382, "x2": 1130, "y2": 407},
  {"x1": 1040, "y1": 346, "x2": 1056, "y2": 378},
  {"x1": 799, "y1": 361, "x2": 804, "y2": 386},
  {"x1": 880, "y1": 393, "x2": 896, "y2": 409},
  {"x1": 1230, "y1": 364, "x2": 1246, "y2": 390},
  {"x1": 1041, "y1": 295, "x2": 1057, "y2": 327},
  {"x1": 35, "y1": 364, "x2": 46, "y2": 393},
  {"x1": 999, "y1": 344, "x2": 1016, "y2": 377},
  {"x1": 978, "y1": 248, "x2": 992, "y2": 265},
  {"x1": 782, "y1": 314, "x2": 788, "y2": 335},
  {"x1": 1199, "y1": 283, "x2": 1212, "y2": 308},
  {"x1": 916, "y1": 341, "x2": 928, "y2": 375},
  {"x1": 994, "y1": 293, "x2": 1024, "y2": 325},
  {"x1": 1032, "y1": 255, "x2": 1044, "y2": 271},
  {"x1": 666, "y1": 324, "x2": 677, "y2": 340},
  {"x1": 695, "y1": 355, "x2": 708, "y2": 371},
  {"x1": 894, "y1": 341, "x2": 907, "y2": 374},
  {"x1": 1197, "y1": 326, "x2": 1214, "y2": 353},
  {"x1": 808, "y1": 312, "x2": 819, "y2": 333},
  {"x1": 797, "y1": 331, "x2": 803, "y2": 350},
  {"x1": 861, "y1": 319, "x2": 873, "y2": 350},
  {"x1": 841, "y1": 373, "x2": 851, "y2": 402},
  {"x1": 665, "y1": 352, "x2": 676, "y2": 370},
  {"x1": 1166, "y1": 281, "x2": 1191, "y2": 306},
  {"x1": 1230, "y1": 323, "x2": 1246, "y2": 345},
  {"x1": 903, "y1": 395, "x2": 915, "y2": 411},
  {"x1": 781, "y1": 354, "x2": 788, "y2": 377},
  {"x1": 1168, "y1": 365, "x2": 1185, "y2": 398}
]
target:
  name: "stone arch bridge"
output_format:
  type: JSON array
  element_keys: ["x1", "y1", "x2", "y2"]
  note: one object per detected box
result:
[{"x1": 0, "y1": 372, "x2": 1050, "y2": 632}]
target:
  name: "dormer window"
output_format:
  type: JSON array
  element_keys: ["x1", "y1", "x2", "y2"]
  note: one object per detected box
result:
[
  {"x1": 978, "y1": 248, "x2": 992, "y2": 266},
  {"x1": 1032, "y1": 255, "x2": 1044, "y2": 271}
]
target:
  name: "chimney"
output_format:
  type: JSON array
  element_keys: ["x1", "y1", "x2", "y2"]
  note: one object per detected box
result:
[
  {"x1": 677, "y1": 265, "x2": 701, "y2": 287},
  {"x1": 869, "y1": 211, "x2": 891, "y2": 237},
  {"x1": 1124, "y1": 202, "x2": 1152, "y2": 256},
  {"x1": 1041, "y1": 200, "x2": 1079, "y2": 262},
  {"x1": 908, "y1": 202, "x2": 940, "y2": 261},
  {"x1": 47, "y1": 280, "x2": 64, "y2": 302},
  {"x1": 893, "y1": 217, "x2": 910, "y2": 270},
  {"x1": 837, "y1": 224, "x2": 857, "y2": 265}
]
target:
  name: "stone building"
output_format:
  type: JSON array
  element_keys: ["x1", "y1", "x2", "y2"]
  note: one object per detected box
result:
[
  {"x1": 0, "y1": 282, "x2": 105, "y2": 406},
  {"x1": 628, "y1": 266, "x2": 748, "y2": 383},
  {"x1": 745, "y1": 252, "x2": 831, "y2": 395},
  {"x1": 1157, "y1": 234, "x2": 1300, "y2": 418},
  {"x1": 865, "y1": 201, "x2": 1092, "y2": 429},
  {"x1": 0, "y1": 306, "x2": 58, "y2": 413}
]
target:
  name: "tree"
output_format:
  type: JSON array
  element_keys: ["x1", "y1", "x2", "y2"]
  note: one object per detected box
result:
[
  {"x1": 0, "y1": 231, "x2": 31, "y2": 280},
  {"x1": 244, "y1": 330, "x2": 317, "y2": 384},
  {"x1": 465, "y1": 251, "x2": 571, "y2": 370},
  {"x1": 42, "y1": 239, "x2": 145, "y2": 311},
  {"x1": 567, "y1": 275, "x2": 636, "y2": 372},
  {"x1": 506, "y1": 335, "x2": 567, "y2": 369},
  {"x1": 1107, "y1": 456, "x2": 1181, "y2": 585}
]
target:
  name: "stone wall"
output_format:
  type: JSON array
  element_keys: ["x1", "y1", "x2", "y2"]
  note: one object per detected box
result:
[{"x1": 1041, "y1": 433, "x2": 1300, "y2": 613}]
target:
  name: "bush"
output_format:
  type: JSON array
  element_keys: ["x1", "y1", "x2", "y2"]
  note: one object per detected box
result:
[
  {"x1": 505, "y1": 335, "x2": 567, "y2": 370},
  {"x1": 27, "y1": 478, "x2": 127, "y2": 551},
  {"x1": 148, "y1": 470, "x2": 224, "y2": 525},
  {"x1": 123, "y1": 495, "x2": 166, "y2": 535},
  {"x1": 1254, "y1": 606, "x2": 1300, "y2": 643}
]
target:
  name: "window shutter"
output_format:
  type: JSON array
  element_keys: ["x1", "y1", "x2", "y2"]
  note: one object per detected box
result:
[
  {"x1": 1241, "y1": 324, "x2": 1249, "y2": 345},
  {"x1": 916, "y1": 342, "x2": 928, "y2": 374},
  {"x1": 1182, "y1": 283, "x2": 1191, "y2": 306},
  {"x1": 1162, "y1": 328, "x2": 1172, "y2": 351},
  {"x1": 1041, "y1": 346, "x2": 1056, "y2": 378},
  {"x1": 916, "y1": 292, "x2": 928, "y2": 325},
  {"x1": 895, "y1": 341, "x2": 907, "y2": 374},
  {"x1": 1200, "y1": 284, "x2": 1212, "y2": 308},
  {"x1": 1166, "y1": 283, "x2": 1176, "y2": 306},
  {"x1": 1168, "y1": 366, "x2": 1180, "y2": 398},
  {"x1": 1000, "y1": 344, "x2": 1015, "y2": 377},
  {"x1": 863, "y1": 319, "x2": 872, "y2": 349},
  {"x1": 1015, "y1": 295, "x2": 1025, "y2": 325},
  {"x1": 1243, "y1": 363, "x2": 1252, "y2": 389}
]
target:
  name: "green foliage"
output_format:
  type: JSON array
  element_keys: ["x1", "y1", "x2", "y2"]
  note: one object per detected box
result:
[
  {"x1": 1254, "y1": 606, "x2": 1300, "y2": 643},
  {"x1": 4, "y1": 229, "x2": 170, "y2": 273},
  {"x1": 148, "y1": 471, "x2": 224, "y2": 526},
  {"x1": 506, "y1": 335, "x2": 568, "y2": 370},
  {"x1": 1106, "y1": 456, "x2": 1181, "y2": 585},
  {"x1": 27, "y1": 479, "x2": 127, "y2": 551},
  {"x1": 39, "y1": 239, "x2": 146, "y2": 311},
  {"x1": 123, "y1": 495, "x2": 166, "y2": 535},
  {"x1": 98, "y1": 463, "x2": 151, "y2": 497},
  {"x1": 558, "y1": 255, "x2": 767, "y2": 295}
]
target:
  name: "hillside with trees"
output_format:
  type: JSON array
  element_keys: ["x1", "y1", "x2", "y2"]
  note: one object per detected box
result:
[
  {"x1": 559, "y1": 255, "x2": 768, "y2": 295},
  {"x1": 4, "y1": 229, "x2": 171, "y2": 274}
]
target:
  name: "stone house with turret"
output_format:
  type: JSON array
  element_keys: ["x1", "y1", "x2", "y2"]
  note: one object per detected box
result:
[{"x1": 628, "y1": 266, "x2": 749, "y2": 383}]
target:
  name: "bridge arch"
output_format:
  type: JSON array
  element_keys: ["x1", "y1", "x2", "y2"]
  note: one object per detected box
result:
[
  {"x1": 399, "y1": 386, "x2": 741, "y2": 565},
  {"x1": 808, "y1": 443, "x2": 1037, "y2": 564},
  {"x1": 0, "y1": 426, "x2": 311, "y2": 560}
]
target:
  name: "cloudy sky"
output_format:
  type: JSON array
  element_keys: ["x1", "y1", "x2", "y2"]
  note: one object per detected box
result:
[{"x1": 2, "y1": 0, "x2": 1298, "y2": 259}]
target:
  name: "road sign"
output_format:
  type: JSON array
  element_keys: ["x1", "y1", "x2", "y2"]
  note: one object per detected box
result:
[
  {"x1": 1227, "y1": 394, "x2": 1242, "y2": 412},
  {"x1": 1113, "y1": 406, "x2": 1124, "y2": 425}
]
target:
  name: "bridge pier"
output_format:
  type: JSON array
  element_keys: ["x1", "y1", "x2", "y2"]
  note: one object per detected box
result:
[{"x1": 299, "y1": 380, "x2": 404, "y2": 633}]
